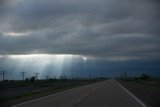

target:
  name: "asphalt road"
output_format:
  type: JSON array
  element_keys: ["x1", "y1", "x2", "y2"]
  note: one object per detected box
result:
[{"x1": 13, "y1": 80, "x2": 146, "y2": 107}]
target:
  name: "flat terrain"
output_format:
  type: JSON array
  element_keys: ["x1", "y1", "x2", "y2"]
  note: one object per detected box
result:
[
  {"x1": 13, "y1": 80, "x2": 145, "y2": 107},
  {"x1": 0, "y1": 79, "x2": 104, "y2": 107},
  {"x1": 119, "y1": 80, "x2": 160, "y2": 107}
]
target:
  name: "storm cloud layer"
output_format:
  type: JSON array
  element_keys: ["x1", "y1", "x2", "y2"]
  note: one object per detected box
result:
[
  {"x1": 0, "y1": 0, "x2": 160, "y2": 80},
  {"x1": 0, "y1": 0, "x2": 159, "y2": 60}
]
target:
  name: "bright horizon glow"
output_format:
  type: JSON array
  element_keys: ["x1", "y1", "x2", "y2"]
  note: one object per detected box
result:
[
  {"x1": 8, "y1": 54, "x2": 87, "y2": 59},
  {"x1": 3, "y1": 54, "x2": 89, "y2": 79},
  {"x1": 82, "y1": 57, "x2": 87, "y2": 61},
  {"x1": 3, "y1": 32, "x2": 29, "y2": 37}
]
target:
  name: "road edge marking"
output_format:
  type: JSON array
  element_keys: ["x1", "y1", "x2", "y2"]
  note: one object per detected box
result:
[
  {"x1": 12, "y1": 81, "x2": 105, "y2": 107},
  {"x1": 116, "y1": 80, "x2": 147, "y2": 107},
  {"x1": 12, "y1": 86, "x2": 83, "y2": 107}
]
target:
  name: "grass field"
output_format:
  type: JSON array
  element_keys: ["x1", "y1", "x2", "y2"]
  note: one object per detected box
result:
[
  {"x1": 0, "y1": 78, "x2": 106, "y2": 107},
  {"x1": 119, "y1": 77, "x2": 160, "y2": 107},
  {"x1": 121, "y1": 78, "x2": 160, "y2": 92}
]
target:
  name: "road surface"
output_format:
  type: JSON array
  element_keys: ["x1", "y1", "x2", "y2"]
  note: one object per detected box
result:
[{"x1": 13, "y1": 80, "x2": 146, "y2": 107}]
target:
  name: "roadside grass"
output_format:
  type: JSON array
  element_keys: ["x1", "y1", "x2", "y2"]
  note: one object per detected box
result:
[
  {"x1": 120, "y1": 78, "x2": 160, "y2": 92},
  {"x1": 118, "y1": 77, "x2": 160, "y2": 107},
  {"x1": 0, "y1": 78, "x2": 106, "y2": 104}
]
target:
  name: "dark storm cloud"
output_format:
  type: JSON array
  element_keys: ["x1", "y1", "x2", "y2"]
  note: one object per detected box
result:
[{"x1": 0, "y1": 0, "x2": 160, "y2": 60}]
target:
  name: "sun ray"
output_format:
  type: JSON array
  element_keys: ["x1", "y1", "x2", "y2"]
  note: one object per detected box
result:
[{"x1": 5, "y1": 54, "x2": 88, "y2": 79}]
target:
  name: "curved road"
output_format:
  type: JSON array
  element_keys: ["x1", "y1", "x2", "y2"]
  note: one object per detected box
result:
[{"x1": 13, "y1": 80, "x2": 146, "y2": 107}]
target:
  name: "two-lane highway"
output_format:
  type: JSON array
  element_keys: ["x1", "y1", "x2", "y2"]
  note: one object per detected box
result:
[{"x1": 13, "y1": 80, "x2": 146, "y2": 107}]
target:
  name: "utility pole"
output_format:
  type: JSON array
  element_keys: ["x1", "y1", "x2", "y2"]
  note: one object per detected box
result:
[
  {"x1": 20, "y1": 72, "x2": 27, "y2": 81},
  {"x1": 0, "y1": 70, "x2": 7, "y2": 81},
  {"x1": 124, "y1": 72, "x2": 127, "y2": 80},
  {"x1": 34, "y1": 73, "x2": 39, "y2": 80}
]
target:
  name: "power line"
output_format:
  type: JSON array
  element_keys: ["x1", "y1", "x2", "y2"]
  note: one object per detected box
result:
[{"x1": 0, "y1": 70, "x2": 7, "y2": 81}]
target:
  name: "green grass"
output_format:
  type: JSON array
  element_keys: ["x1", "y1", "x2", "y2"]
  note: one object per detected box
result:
[
  {"x1": 121, "y1": 78, "x2": 160, "y2": 92},
  {"x1": 0, "y1": 78, "x2": 106, "y2": 103}
]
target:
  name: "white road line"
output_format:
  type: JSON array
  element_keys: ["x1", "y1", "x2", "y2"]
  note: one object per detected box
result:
[
  {"x1": 116, "y1": 80, "x2": 147, "y2": 107},
  {"x1": 12, "y1": 82, "x2": 102, "y2": 107},
  {"x1": 12, "y1": 86, "x2": 83, "y2": 107}
]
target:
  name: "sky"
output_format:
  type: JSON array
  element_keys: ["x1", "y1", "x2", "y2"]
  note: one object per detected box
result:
[{"x1": 0, "y1": 0, "x2": 160, "y2": 80}]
